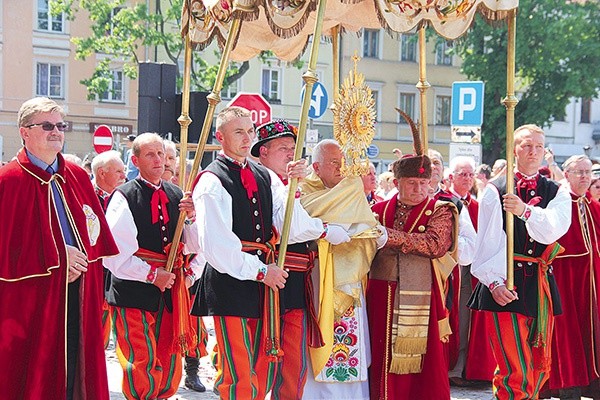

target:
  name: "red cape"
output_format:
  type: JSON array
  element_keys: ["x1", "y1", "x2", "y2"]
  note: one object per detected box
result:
[
  {"x1": 545, "y1": 192, "x2": 600, "y2": 392},
  {"x1": 0, "y1": 150, "x2": 118, "y2": 399}
]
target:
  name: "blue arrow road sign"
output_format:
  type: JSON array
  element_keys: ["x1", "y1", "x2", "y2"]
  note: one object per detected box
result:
[
  {"x1": 301, "y1": 82, "x2": 329, "y2": 119},
  {"x1": 451, "y1": 81, "x2": 485, "y2": 126}
]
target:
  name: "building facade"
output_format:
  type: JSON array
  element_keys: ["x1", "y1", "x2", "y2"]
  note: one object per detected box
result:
[
  {"x1": 1, "y1": 1, "x2": 597, "y2": 169},
  {"x1": 0, "y1": 0, "x2": 138, "y2": 162}
]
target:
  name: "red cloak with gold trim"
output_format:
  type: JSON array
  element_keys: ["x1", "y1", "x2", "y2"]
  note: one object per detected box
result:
[
  {"x1": 0, "y1": 149, "x2": 118, "y2": 399},
  {"x1": 544, "y1": 192, "x2": 600, "y2": 393}
]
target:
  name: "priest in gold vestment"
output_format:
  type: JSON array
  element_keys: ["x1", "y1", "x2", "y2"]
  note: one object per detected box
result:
[{"x1": 301, "y1": 139, "x2": 385, "y2": 400}]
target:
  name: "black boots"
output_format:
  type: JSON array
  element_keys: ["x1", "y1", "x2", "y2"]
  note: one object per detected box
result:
[{"x1": 184, "y1": 355, "x2": 206, "y2": 392}]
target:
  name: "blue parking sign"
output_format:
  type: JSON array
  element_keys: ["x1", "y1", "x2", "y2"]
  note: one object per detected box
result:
[{"x1": 451, "y1": 81, "x2": 485, "y2": 126}]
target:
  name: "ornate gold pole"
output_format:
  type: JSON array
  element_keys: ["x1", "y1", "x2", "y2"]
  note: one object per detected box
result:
[
  {"x1": 166, "y1": 18, "x2": 243, "y2": 272},
  {"x1": 416, "y1": 25, "x2": 430, "y2": 152},
  {"x1": 501, "y1": 10, "x2": 518, "y2": 290},
  {"x1": 177, "y1": 34, "x2": 193, "y2": 188},
  {"x1": 276, "y1": 0, "x2": 328, "y2": 268},
  {"x1": 332, "y1": 25, "x2": 340, "y2": 104}
]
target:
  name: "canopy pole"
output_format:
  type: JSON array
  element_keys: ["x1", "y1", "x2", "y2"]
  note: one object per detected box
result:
[
  {"x1": 502, "y1": 10, "x2": 519, "y2": 290},
  {"x1": 276, "y1": 0, "x2": 329, "y2": 269},
  {"x1": 177, "y1": 34, "x2": 193, "y2": 188},
  {"x1": 416, "y1": 25, "x2": 430, "y2": 153},
  {"x1": 166, "y1": 18, "x2": 242, "y2": 272},
  {"x1": 332, "y1": 25, "x2": 340, "y2": 104}
]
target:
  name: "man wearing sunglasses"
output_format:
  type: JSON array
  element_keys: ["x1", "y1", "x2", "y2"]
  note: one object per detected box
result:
[{"x1": 0, "y1": 97, "x2": 119, "y2": 399}]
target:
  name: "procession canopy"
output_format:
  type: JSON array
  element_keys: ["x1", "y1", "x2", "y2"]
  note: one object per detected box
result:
[{"x1": 181, "y1": 0, "x2": 519, "y2": 62}]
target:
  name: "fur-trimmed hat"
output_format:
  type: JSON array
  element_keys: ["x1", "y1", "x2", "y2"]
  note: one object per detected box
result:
[
  {"x1": 251, "y1": 120, "x2": 297, "y2": 157},
  {"x1": 392, "y1": 108, "x2": 432, "y2": 179},
  {"x1": 393, "y1": 154, "x2": 432, "y2": 179}
]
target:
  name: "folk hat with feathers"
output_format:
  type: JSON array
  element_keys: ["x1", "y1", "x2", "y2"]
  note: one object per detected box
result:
[{"x1": 393, "y1": 108, "x2": 432, "y2": 179}]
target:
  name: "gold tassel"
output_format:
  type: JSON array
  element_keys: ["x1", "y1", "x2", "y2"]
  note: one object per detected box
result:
[
  {"x1": 393, "y1": 336, "x2": 427, "y2": 355},
  {"x1": 438, "y1": 317, "x2": 452, "y2": 343},
  {"x1": 388, "y1": 355, "x2": 423, "y2": 374}
]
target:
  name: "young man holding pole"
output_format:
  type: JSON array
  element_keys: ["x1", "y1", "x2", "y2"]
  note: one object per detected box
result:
[
  {"x1": 468, "y1": 124, "x2": 571, "y2": 399},
  {"x1": 191, "y1": 108, "x2": 347, "y2": 400}
]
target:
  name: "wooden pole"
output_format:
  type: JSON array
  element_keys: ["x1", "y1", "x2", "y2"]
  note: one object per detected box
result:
[
  {"x1": 276, "y1": 0, "x2": 329, "y2": 269},
  {"x1": 501, "y1": 10, "x2": 519, "y2": 290},
  {"x1": 166, "y1": 19, "x2": 242, "y2": 272},
  {"x1": 416, "y1": 25, "x2": 430, "y2": 153}
]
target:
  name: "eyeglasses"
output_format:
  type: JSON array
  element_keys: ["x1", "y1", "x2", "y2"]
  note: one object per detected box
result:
[
  {"x1": 454, "y1": 172, "x2": 475, "y2": 178},
  {"x1": 569, "y1": 170, "x2": 592, "y2": 177},
  {"x1": 25, "y1": 122, "x2": 68, "y2": 132}
]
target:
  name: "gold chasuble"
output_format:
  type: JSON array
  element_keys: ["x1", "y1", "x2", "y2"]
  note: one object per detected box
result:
[{"x1": 299, "y1": 173, "x2": 378, "y2": 376}]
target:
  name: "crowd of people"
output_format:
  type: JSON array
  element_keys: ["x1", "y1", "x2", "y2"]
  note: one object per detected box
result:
[{"x1": 2, "y1": 96, "x2": 600, "y2": 400}]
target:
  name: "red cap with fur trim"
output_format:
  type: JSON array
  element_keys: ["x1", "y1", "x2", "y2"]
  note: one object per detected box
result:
[{"x1": 392, "y1": 154, "x2": 432, "y2": 179}]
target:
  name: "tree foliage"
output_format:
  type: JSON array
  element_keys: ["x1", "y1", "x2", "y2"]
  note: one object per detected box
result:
[
  {"x1": 451, "y1": 0, "x2": 600, "y2": 163},
  {"x1": 50, "y1": 0, "x2": 254, "y2": 100}
]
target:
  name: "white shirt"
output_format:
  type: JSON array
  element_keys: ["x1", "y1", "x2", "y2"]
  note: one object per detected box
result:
[
  {"x1": 457, "y1": 205, "x2": 477, "y2": 266},
  {"x1": 192, "y1": 167, "x2": 325, "y2": 282},
  {"x1": 103, "y1": 190, "x2": 201, "y2": 282},
  {"x1": 470, "y1": 181, "x2": 571, "y2": 287}
]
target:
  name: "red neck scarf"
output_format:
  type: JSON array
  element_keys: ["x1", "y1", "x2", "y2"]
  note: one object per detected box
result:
[
  {"x1": 220, "y1": 154, "x2": 258, "y2": 199},
  {"x1": 150, "y1": 187, "x2": 170, "y2": 225},
  {"x1": 516, "y1": 171, "x2": 539, "y2": 191},
  {"x1": 240, "y1": 165, "x2": 258, "y2": 199}
]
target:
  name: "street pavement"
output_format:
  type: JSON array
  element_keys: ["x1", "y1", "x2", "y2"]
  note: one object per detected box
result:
[
  {"x1": 105, "y1": 317, "x2": 495, "y2": 400},
  {"x1": 107, "y1": 346, "x2": 497, "y2": 400},
  {"x1": 105, "y1": 318, "x2": 573, "y2": 399}
]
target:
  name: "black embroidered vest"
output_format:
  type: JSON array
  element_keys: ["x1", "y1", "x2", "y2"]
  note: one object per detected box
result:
[
  {"x1": 468, "y1": 175, "x2": 562, "y2": 316},
  {"x1": 106, "y1": 179, "x2": 182, "y2": 312},
  {"x1": 192, "y1": 157, "x2": 274, "y2": 318}
]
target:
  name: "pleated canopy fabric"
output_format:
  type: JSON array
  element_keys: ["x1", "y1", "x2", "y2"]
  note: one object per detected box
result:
[{"x1": 181, "y1": 0, "x2": 519, "y2": 61}]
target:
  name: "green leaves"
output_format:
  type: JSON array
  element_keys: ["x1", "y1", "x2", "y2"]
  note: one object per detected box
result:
[
  {"x1": 451, "y1": 0, "x2": 600, "y2": 163},
  {"x1": 49, "y1": 0, "x2": 278, "y2": 100}
]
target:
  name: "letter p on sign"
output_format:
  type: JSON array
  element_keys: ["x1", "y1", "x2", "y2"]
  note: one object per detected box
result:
[{"x1": 451, "y1": 81, "x2": 485, "y2": 127}]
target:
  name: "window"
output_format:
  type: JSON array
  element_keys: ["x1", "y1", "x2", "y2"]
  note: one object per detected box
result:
[
  {"x1": 36, "y1": 63, "x2": 64, "y2": 98},
  {"x1": 581, "y1": 98, "x2": 591, "y2": 123},
  {"x1": 436, "y1": 41, "x2": 453, "y2": 66},
  {"x1": 261, "y1": 68, "x2": 280, "y2": 102},
  {"x1": 108, "y1": 7, "x2": 125, "y2": 35},
  {"x1": 371, "y1": 89, "x2": 380, "y2": 122},
  {"x1": 100, "y1": 70, "x2": 124, "y2": 102},
  {"x1": 221, "y1": 79, "x2": 240, "y2": 100},
  {"x1": 400, "y1": 34, "x2": 416, "y2": 62},
  {"x1": 436, "y1": 96, "x2": 451, "y2": 125},
  {"x1": 398, "y1": 93, "x2": 416, "y2": 123},
  {"x1": 37, "y1": 0, "x2": 64, "y2": 32},
  {"x1": 363, "y1": 29, "x2": 380, "y2": 58}
]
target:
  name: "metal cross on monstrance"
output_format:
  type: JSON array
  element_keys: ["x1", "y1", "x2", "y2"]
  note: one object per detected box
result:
[{"x1": 165, "y1": 0, "x2": 521, "y2": 355}]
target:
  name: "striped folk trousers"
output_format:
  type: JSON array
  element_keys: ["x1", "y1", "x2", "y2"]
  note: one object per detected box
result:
[
  {"x1": 487, "y1": 312, "x2": 553, "y2": 399},
  {"x1": 112, "y1": 305, "x2": 182, "y2": 400},
  {"x1": 213, "y1": 316, "x2": 277, "y2": 400},
  {"x1": 272, "y1": 309, "x2": 309, "y2": 400}
]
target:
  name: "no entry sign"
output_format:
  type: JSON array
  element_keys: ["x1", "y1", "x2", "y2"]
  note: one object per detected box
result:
[{"x1": 93, "y1": 125, "x2": 114, "y2": 153}]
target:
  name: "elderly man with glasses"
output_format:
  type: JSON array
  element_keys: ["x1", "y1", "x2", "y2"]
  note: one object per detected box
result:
[
  {"x1": 0, "y1": 97, "x2": 119, "y2": 399},
  {"x1": 446, "y1": 156, "x2": 496, "y2": 385}
]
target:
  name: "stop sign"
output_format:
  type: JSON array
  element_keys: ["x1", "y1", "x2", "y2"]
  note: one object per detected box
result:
[
  {"x1": 93, "y1": 125, "x2": 114, "y2": 153},
  {"x1": 227, "y1": 93, "x2": 272, "y2": 125}
]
